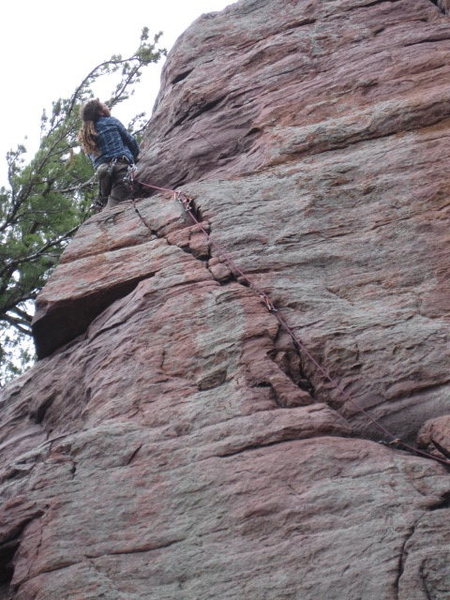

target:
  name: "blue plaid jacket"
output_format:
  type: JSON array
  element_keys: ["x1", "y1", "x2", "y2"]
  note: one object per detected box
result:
[{"x1": 90, "y1": 116, "x2": 139, "y2": 168}]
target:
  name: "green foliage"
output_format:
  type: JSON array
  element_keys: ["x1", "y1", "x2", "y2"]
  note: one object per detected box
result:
[{"x1": 0, "y1": 28, "x2": 166, "y2": 386}]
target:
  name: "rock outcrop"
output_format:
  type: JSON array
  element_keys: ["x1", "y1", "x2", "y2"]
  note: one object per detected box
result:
[{"x1": 1, "y1": 1, "x2": 450, "y2": 598}]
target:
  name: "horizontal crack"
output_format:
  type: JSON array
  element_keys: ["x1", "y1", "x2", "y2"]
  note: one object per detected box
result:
[
  {"x1": 87, "y1": 538, "x2": 184, "y2": 559},
  {"x1": 277, "y1": 109, "x2": 450, "y2": 168},
  {"x1": 133, "y1": 198, "x2": 211, "y2": 262},
  {"x1": 404, "y1": 33, "x2": 450, "y2": 46},
  {"x1": 216, "y1": 430, "x2": 353, "y2": 459}
]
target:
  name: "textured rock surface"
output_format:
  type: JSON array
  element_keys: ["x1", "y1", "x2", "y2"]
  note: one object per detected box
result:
[
  {"x1": 1, "y1": 0, "x2": 450, "y2": 598},
  {"x1": 418, "y1": 415, "x2": 450, "y2": 458}
]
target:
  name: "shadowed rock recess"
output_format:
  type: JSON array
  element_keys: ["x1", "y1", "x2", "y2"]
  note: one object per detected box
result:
[{"x1": 1, "y1": 1, "x2": 450, "y2": 598}]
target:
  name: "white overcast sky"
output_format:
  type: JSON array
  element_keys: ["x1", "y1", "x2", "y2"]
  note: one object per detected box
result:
[{"x1": 0, "y1": 0, "x2": 234, "y2": 184}]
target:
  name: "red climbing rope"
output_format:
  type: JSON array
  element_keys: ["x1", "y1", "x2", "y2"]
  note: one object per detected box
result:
[{"x1": 133, "y1": 178, "x2": 450, "y2": 468}]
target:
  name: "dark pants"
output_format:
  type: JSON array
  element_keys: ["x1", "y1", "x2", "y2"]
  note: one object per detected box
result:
[{"x1": 97, "y1": 160, "x2": 132, "y2": 209}]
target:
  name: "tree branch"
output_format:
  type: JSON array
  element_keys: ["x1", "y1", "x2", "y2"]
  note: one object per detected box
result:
[
  {"x1": 1, "y1": 313, "x2": 32, "y2": 336},
  {"x1": 2, "y1": 225, "x2": 79, "y2": 274},
  {"x1": 56, "y1": 174, "x2": 96, "y2": 194}
]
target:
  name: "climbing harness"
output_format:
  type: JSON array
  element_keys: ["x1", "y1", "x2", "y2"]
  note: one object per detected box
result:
[
  {"x1": 91, "y1": 159, "x2": 137, "y2": 213},
  {"x1": 130, "y1": 175, "x2": 450, "y2": 468}
]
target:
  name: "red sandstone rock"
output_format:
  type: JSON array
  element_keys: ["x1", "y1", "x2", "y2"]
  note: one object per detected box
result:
[
  {"x1": 417, "y1": 415, "x2": 450, "y2": 459},
  {"x1": 1, "y1": 0, "x2": 450, "y2": 598}
]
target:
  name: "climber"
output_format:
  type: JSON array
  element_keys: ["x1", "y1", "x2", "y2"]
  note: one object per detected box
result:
[{"x1": 78, "y1": 99, "x2": 139, "y2": 211}]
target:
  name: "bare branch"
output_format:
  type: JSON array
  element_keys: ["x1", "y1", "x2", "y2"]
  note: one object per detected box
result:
[
  {"x1": 1, "y1": 313, "x2": 32, "y2": 336},
  {"x1": 9, "y1": 305, "x2": 33, "y2": 323},
  {"x1": 56, "y1": 174, "x2": 96, "y2": 194}
]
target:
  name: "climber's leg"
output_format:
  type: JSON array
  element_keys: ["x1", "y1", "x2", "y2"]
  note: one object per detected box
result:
[
  {"x1": 107, "y1": 162, "x2": 132, "y2": 208},
  {"x1": 94, "y1": 162, "x2": 113, "y2": 211}
]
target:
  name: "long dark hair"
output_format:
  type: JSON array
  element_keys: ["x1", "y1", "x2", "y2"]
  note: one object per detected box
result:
[{"x1": 78, "y1": 99, "x2": 110, "y2": 154}]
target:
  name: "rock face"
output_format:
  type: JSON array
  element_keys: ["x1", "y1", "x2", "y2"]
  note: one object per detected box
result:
[{"x1": 1, "y1": 1, "x2": 450, "y2": 599}]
